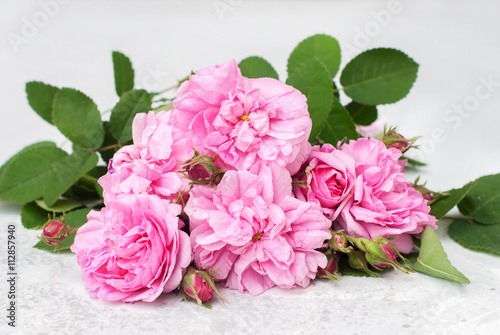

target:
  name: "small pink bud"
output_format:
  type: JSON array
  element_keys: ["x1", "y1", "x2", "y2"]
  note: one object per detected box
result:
[
  {"x1": 43, "y1": 221, "x2": 64, "y2": 241},
  {"x1": 328, "y1": 231, "x2": 351, "y2": 253},
  {"x1": 382, "y1": 127, "x2": 417, "y2": 153},
  {"x1": 186, "y1": 164, "x2": 211, "y2": 181},
  {"x1": 185, "y1": 274, "x2": 213, "y2": 302},
  {"x1": 334, "y1": 235, "x2": 344, "y2": 248},
  {"x1": 423, "y1": 193, "x2": 434, "y2": 201},
  {"x1": 182, "y1": 150, "x2": 225, "y2": 187},
  {"x1": 318, "y1": 256, "x2": 339, "y2": 280},
  {"x1": 38, "y1": 216, "x2": 76, "y2": 247},
  {"x1": 373, "y1": 243, "x2": 397, "y2": 268},
  {"x1": 181, "y1": 266, "x2": 227, "y2": 308},
  {"x1": 347, "y1": 250, "x2": 380, "y2": 277},
  {"x1": 389, "y1": 134, "x2": 409, "y2": 153}
]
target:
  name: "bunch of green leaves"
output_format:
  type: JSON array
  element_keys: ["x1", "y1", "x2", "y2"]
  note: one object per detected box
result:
[
  {"x1": 0, "y1": 51, "x2": 170, "y2": 250},
  {"x1": 430, "y1": 174, "x2": 500, "y2": 256}
]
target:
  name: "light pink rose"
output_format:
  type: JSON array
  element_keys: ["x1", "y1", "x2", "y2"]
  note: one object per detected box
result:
[
  {"x1": 70, "y1": 194, "x2": 191, "y2": 302},
  {"x1": 334, "y1": 137, "x2": 437, "y2": 254},
  {"x1": 99, "y1": 110, "x2": 191, "y2": 203},
  {"x1": 294, "y1": 143, "x2": 356, "y2": 220},
  {"x1": 185, "y1": 163, "x2": 331, "y2": 295},
  {"x1": 170, "y1": 59, "x2": 312, "y2": 175}
]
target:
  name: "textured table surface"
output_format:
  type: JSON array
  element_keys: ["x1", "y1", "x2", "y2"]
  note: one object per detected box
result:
[{"x1": 1, "y1": 1, "x2": 500, "y2": 334}]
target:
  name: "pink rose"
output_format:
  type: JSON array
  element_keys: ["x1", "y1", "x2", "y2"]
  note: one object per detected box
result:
[
  {"x1": 295, "y1": 143, "x2": 356, "y2": 220},
  {"x1": 99, "y1": 110, "x2": 191, "y2": 203},
  {"x1": 70, "y1": 194, "x2": 192, "y2": 302},
  {"x1": 334, "y1": 138, "x2": 437, "y2": 253},
  {"x1": 185, "y1": 163, "x2": 331, "y2": 295},
  {"x1": 171, "y1": 59, "x2": 312, "y2": 174}
]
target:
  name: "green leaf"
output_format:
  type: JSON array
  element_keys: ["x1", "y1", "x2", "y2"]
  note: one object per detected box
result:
[
  {"x1": 112, "y1": 51, "x2": 135, "y2": 96},
  {"x1": 449, "y1": 218, "x2": 500, "y2": 255},
  {"x1": 318, "y1": 98, "x2": 358, "y2": 144},
  {"x1": 238, "y1": 56, "x2": 279, "y2": 80},
  {"x1": 340, "y1": 48, "x2": 419, "y2": 105},
  {"x1": 345, "y1": 101, "x2": 377, "y2": 126},
  {"x1": 287, "y1": 34, "x2": 341, "y2": 79},
  {"x1": 34, "y1": 234, "x2": 75, "y2": 253},
  {"x1": 413, "y1": 226, "x2": 470, "y2": 284},
  {"x1": 53, "y1": 88, "x2": 104, "y2": 150},
  {"x1": 21, "y1": 202, "x2": 50, "y2": 229},
  {"x1": 25, "y1": 81, "x2": 59, "y2": 124},
  {"x1": 43, "y1": 150, "x2": 99, "y2": 206},
  {"x1": 35, "y1": 199, "x2": 83, "y2": 213},
  {"x1": 430, "y1": 181, "x2": 476, "y2": 219},
  {"x1": 457, "y1": 174, "x2": 500, "y2": 224},
  {"x1": 286, "y1": 58, "x2": 333, "y2": 142},
  {"x1": 0, "y1": 142, "x2": 68, "y2": 203},
  {"x1": 109, "y1": 89, "x2": 152, "y2": 143},
  {"x1": 65, "y1": 207, "x2": 92, "y2": 229}
]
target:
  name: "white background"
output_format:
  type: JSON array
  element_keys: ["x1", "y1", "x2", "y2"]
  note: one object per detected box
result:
[{"x1": 1, "y1": 1, "x2": 500, "y2": 334}]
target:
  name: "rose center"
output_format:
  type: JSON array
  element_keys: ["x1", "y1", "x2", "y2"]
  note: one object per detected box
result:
[
  {"x1": 239, "y1": 114, "x2": 250, "y2": 122},
  {"x1": 252, "y1": 232, "x2": 263, "y2": 242}
]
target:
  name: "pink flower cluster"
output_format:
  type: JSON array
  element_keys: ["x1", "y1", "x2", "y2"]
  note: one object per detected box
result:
[
  {"x1": 295, "y1": 138, "x2": 437, "y2": 254},
  {"x1": 71, "y1": 59, "x2": 437, "y2": 302}
]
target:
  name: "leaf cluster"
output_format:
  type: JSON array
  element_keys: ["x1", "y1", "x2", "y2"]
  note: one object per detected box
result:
[
  {"x1": 431, "y1": 174, "x2": 500, "y2": 256},
  {"x1": 0, "y1": 51, "x2": 165, "y2": 251}
]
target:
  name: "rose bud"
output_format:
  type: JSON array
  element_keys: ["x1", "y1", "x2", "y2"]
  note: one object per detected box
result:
[
  {"x1": 181, "y1": 266, "x2": 227, "y2": 309},
  {"x1": 38, "y1": 216, "x2": 76, "y2": 247},
  {"x1": 412, "y1": 176, "x2": 442, "y2": 205},
  {"x1": 183, "y1": 270, "x2": 213, "y2": 303},
  {"x1": 347, "y1": 250, "x2": 380, "y2": 277},
  {"x1": 318, "y1": 255, "x2": 340, "y2": 281},
  {"x1": 182, "y1": 150, "x2": 225, "y2": 187},
  {"x1": 328, "y1": 231, "x2": 351, "y2": 253},
  {"x1": 366, "y1": 243, "x2": 397, "y2": 268},
  {"x1": 381, "y1": 126, "x2": 418, "y2": 153},
  {"x1": 423, "y1": 193, "x2": 434, "y2": 201}
]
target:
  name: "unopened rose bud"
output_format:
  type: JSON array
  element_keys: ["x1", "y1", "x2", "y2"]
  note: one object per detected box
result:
[
  {"x1": 328, "y1": 231, "x2": 351, "y2": 253},
  {"x1": 318, "y1": 255, "x2": 340, "y2": 281},
  {"x1": 38, "y1": 216, "x2": 76, "y2": 247},
  {"x1": 181, "y1": 266, "x2": 227, "y2": 308},
  {"x1": 347, "y1": 250, "x2": 380, "y2": 277},
  {"x1": 412, "y1": 176, "x2": 439, "y2": 204},
  {"x1": 367, "y1": 243, "x2": 397, "y2": 268},
  {"x1": 182, "y1": 150, "x2": 225, "y2": 187},
  {"x1": 42, "y1": 221, "x2": 64, "y2": 245},
  {"x1": 423, "y1": 193, "x2": 434, "y2": 201},
  {"x1": 382, "y1": 127, "x2": 418, "y2": 153},
  {"x1": 183, "y1": 270, "x2": 213, "y2": 303},
  {"x1": 186, "y1": 164, "x2": 212, "y2": 181}
]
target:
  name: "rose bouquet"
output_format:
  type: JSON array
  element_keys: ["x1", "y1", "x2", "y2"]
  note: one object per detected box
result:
[{"x1": 3, "y1": 34, "x2": 500, "y2": 308}]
